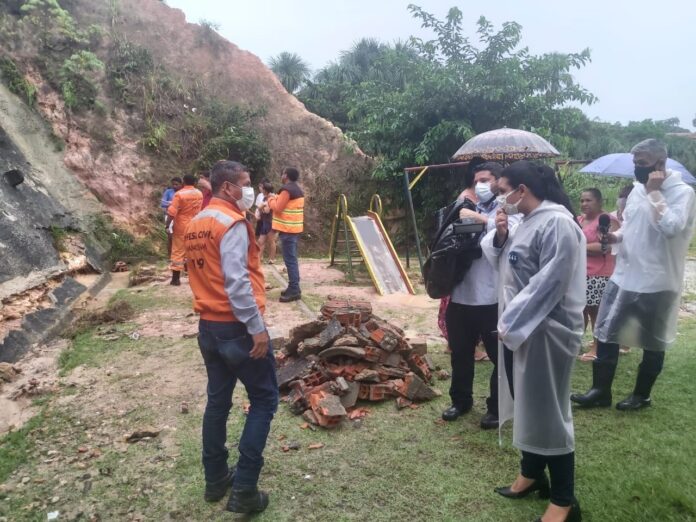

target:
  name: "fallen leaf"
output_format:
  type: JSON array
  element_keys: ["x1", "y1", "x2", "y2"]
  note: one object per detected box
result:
[
  {"x1": 308, "y1": 443, "x2": 324, "y2": 450},
  {"x1": 299, "y1": 423, "x2": 310, "y2": 430}
]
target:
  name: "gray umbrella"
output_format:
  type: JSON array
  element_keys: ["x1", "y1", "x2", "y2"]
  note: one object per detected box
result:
[{"x1": 452, "y1": 128, "x2": 560, "y2": 162}]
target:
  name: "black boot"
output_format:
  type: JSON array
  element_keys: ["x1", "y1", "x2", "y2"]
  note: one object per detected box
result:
[
  {"x1": 204, "y1": 468, "x2": 235, "y2": 502},
  {"x1": 617, "y1": 367, "x2": 659, "y2": 411},
  {"x1": 226, "y1": 488, "x2": 269, "y2": 514},
  {"x1": 170, "y1": 270, "x2": 181, "y2": 286},
  {"x1": 571, "y1": 359, "x2": 616, "y2": 408}
]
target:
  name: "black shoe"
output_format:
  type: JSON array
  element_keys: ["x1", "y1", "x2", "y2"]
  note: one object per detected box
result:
[
  {"x1": 495, "y1": 473, "x2": 550, "y2": 500},
  {"x1": 534, "y1": 500, "x2": 582, "y2": 522},
  {"x1": 204, "y1": 468, "x2": 235, "y2": 502},
  {"x1": 616, "y1": 394, "x2": 651, "y2": 411},
  {"x1": 480, "y1": 412, "x2": 499, "y2": 430},
  {"x1": 226, "y1": 488, "x2": 269, "y2": 514},
  {"x1": 280, "y1": 288, "x2": 289, "y2": 297},
  {"x1": 170, "y1": 271, "x2": 181, "y2": 286},
  {"x1": 571, "y1": 360, "x2": 616, "y2": 408},
  {"x1": 279, "y1": 292, "x2": 301, "y2": 303},
  {"x1": 441, "y1": 404, "x2": 471, "y2": 421}
]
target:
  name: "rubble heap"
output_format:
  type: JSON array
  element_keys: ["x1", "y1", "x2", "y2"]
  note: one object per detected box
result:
[{"x1": 276, "y1": 300, "x2": 439, "y2": 428}]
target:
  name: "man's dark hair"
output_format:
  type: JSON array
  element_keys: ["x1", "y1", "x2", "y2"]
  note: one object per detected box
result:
[
  {"x1": 472, "y1": 161, "x2": 504, "y2": 179},
  {"x1": 171, "y1": 177, "x2": 182, "y2": 183},
  {"x1": 261, "y1": 181, "x2": 274, "y2": 193},
  {"x1": 582, "y1": 187, "x2": 603, "y2": 202},
  {"x1": 183, "y1": 174, "x2": 196, "y2": 185},
  {"x1": 211, "y1": 160, "x2": 248, "y2": 194},
  {"x1": 284, "y1": 167, "x2": 300, "y2": 182}
]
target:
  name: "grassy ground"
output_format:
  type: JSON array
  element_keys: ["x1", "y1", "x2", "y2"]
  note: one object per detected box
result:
[{"x1": 1, "y1": 284, "x2": 696, "y2": 521}]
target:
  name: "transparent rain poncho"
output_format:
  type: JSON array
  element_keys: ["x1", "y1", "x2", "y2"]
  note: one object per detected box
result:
[
  {"x1": 482, "y1": 201, "x2": 586, "y2": 456},
  {"x1": 595, "y1": 170, "x2": 696, "y2": 350}
]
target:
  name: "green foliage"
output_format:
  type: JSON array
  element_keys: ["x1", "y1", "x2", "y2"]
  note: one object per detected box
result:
[
  {"x1": 141, "y1": 120, "x2": 168, "y2": 153},
  {"x1": 298, "y1": 5, "x2": 696, "y2": 245},
  {"x1": 107, "y1": 38, "x2": 154, "y2": 104},
  {"x1": 20, "y1": 0, "x2": 82, "y2": 48},
  {"x1": 0, "y1": 56, "x2": 37, "y2": 105},
  {"x1": 268, "y1": 51, "x2": 311, "y2": 93},
  {"x1": 49, "y1": 225, "x2": 68, "y2": 250},
  {"x1": 59, "y1": 50, "x2": 104, "y2": 110},
  {"x1": 91, "y1": 215, "x2": 161, "y2": 263}
]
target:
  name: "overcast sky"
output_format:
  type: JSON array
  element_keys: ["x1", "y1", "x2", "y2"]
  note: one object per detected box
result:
[{"x1": 167, "y1": 0, "x2": 695, "y2": 130}]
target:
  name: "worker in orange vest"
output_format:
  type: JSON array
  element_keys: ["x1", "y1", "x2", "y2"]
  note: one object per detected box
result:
[
  {"x1": 184, "y1": 160, "x2": 277, "y2": 514},
  {"x1": 166, "y1": 173, "x2": 203, "y2": 286},
  {"x1": 266, "y1": 167, "x2": 304, "y2": 302}
]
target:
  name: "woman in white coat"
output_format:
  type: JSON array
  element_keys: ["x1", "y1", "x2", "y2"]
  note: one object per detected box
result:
[{"x1": 482, "y1": 161, "x2": 586, "y2": 522}]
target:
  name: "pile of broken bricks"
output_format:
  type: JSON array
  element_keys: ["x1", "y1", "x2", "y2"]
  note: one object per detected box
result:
[{"x1": 275, "y1": 299, "x2": 440, "y2": 429}]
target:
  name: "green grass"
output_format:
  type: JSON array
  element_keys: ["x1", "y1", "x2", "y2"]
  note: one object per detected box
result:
[
  {"x1": 3, "y1": 293, "x2": 696, "y2": 520},
  {"x1": 58, "y1": 325, "x2": 173, "y2": 376},
  {"x1": 0, "y1": 410, "x2": 46, "y2": 484}
]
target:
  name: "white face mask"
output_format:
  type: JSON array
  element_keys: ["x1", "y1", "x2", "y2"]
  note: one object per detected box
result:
[
  {"x1": 496, "y1": 189, "x2": 520, "y2": 215},
  {"x1": 232, "y1": 184, "x2": 255, "y2": 210},
  {"x1": 475, "y1": 182, "x2": 494, "y2": 202}
]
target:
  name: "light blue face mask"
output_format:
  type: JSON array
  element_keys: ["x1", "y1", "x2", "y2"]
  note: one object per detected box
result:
[{"x1": 475, "y1": 182, "x2": 494, "y2": 202}]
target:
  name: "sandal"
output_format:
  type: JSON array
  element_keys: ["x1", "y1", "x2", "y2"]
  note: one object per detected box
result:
[
  {"x1": 474, "y1": 352, "x2": 489, "y2": 362},
  {"x1": 578, "y1": 352, "x2": 597, "y2": 362}
]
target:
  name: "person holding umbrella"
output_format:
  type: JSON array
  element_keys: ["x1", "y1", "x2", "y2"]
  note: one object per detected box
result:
[{"x1": 572, "y1": 139, "x2": 696, "y2": 411}]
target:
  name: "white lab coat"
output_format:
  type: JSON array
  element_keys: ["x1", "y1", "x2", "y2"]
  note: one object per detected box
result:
[
  {"x1": 595, "y1": 170, "x2": 696, "y2": 348},
  {"x1": 482, "y1": 201, "x2": 586, "y2": 455}
]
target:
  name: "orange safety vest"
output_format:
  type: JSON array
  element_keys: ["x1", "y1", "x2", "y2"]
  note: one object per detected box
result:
[
  {"x1": 167, "y1": 186, "x2": 203, "y2": 232},
  {"x1": 184, "y1": 198, "x2": 266, "y2": 322},
  {"x1": 271, "y1": 182, "x2": 305, "y2": 234}
]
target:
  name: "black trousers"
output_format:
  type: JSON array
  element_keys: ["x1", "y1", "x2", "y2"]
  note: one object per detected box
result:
[
  {"x1": 445, "y1": 302, "x2": 498, "y2": 414},
  {"x1": 521, "y1": 451, "x2": 575, "y2": 507},
  {"x1": 596, "y1": 341, "x2": 665, "y2": 396}
]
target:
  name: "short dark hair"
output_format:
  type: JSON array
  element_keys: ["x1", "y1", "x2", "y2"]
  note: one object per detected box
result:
[
  {"x1": 183, "y1": 174, "x2": 196, "y2": 185},
  {"x1": 472, "y1": 161, "x2": 504, "y2": 179},
  {"x1": 171, "y1": 177, "x2": 182, "y2": 183},
  {"x1": 261, "y1": 181, "x2": 274, "y2": 193},
  {"x1": 284, "y1": 167, "x2": 300, "y2": 182},
  {"x1": 582, "y1": 188, "x2": 603, "y2": 202},
  {"x1": 211, "y1": 160, "x2": 248, "y2": 194}
]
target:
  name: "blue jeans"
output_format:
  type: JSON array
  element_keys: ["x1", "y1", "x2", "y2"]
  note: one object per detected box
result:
[
  {"x1": 279, "y1": 232, "x2": 301, "y2": 293},
  {"x1": 198, "y1": 320, "x2": 279, "y2": 490}
]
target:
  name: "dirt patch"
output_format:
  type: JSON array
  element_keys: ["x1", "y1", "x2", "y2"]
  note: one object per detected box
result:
[{"x1": 0, "y1": 339, "x2": 66, "y2": 434}]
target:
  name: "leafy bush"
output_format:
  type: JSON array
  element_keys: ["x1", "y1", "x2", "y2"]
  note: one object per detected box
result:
[
  {"x1": 0, "y1": 56, "x2": 37, "y2": 106},
  {"x1": 59, "y1": 50, "x2": 104, "y2": 110},
  {"x1": 91, "y1": 215, "x2": 162, "y2": 263}
]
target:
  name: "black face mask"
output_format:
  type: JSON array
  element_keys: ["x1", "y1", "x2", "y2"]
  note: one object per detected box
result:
[{"x1": 634, "y1": 164, "x2": 655, "y2": 184}]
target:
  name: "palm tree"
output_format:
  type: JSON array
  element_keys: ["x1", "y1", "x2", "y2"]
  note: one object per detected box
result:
[{"x1": 268, "y1": 52, "x2": 310, "y2": 93}]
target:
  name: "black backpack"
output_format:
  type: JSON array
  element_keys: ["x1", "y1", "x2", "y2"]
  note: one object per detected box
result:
[{"x1": 423, "y1": 198, "x2": 485, "y2": 299}]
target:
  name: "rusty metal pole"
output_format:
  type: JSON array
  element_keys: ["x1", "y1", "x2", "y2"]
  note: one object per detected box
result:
[{"x1": 403, "y1": 170, "x2": 424, "y2": 275}]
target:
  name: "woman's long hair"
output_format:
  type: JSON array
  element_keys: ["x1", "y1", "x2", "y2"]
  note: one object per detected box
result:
[{"x1": 501, "y1": 160, "x2": 577, "y2": 220}]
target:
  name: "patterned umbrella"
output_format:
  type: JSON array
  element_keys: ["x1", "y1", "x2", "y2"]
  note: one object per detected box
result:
[
  {"x1": 579, "y1": 153, "x2": 696, "y2": 184},
  {"x1": 452, "y1": 128, "x2": 560, "y2": 162}
]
